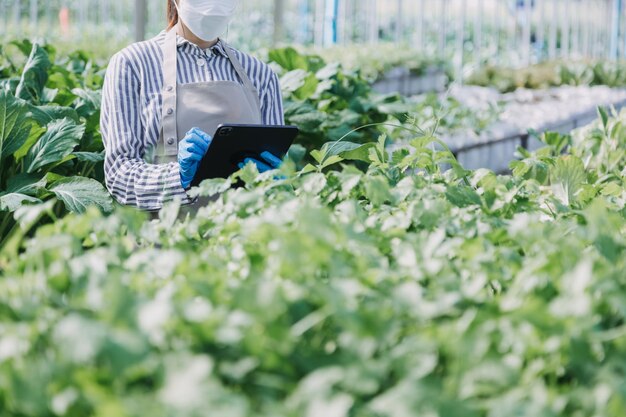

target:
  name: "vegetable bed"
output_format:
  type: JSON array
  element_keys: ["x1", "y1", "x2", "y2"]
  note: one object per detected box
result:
[
  {"x1": 1, "y1": 39, "x2": 626, "y2": 417},
  {"x1": 1, "y1": 105, "x2": 625, "y2": 416},
  {"x1": 1, "y1": 42, "x2": 493, "y2": 251}
]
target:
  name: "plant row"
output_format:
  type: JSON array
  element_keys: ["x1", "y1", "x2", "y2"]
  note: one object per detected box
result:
[
  {"x1": 0, "y1": 40, "x2": 498, "y2": 251},
  {"x1": 1, "y1": 105, "x2": 625, "y2": 415}
]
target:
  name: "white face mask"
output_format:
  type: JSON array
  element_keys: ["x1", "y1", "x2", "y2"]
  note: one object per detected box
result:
[{"x1": 174, "y1": 0, "x2": 239, "y2": 42}]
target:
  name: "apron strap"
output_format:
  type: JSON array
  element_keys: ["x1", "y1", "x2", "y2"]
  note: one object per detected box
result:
[
  {"x1": 158, "y1": 32, "x2": 261, "y2": 159},
  {"x1": 160, "y1": 29, "x2": 179, "y2": 157},
  {"x1": 220, "y1": 41, "x2": 258, "y2": 96}
]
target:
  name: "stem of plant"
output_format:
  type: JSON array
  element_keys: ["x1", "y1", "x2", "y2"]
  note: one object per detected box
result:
[{"x1": 0, "y1": 214, "x2": 15, "y2": 247}]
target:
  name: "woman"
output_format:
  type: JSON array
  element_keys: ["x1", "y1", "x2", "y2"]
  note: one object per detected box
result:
[{"x1": 101, "y1": 0, "x2": 284, "y2": 211}]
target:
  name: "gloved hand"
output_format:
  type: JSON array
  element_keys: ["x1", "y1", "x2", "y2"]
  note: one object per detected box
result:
[
  {"x1": 237, "y1": 151, "x2": 283, "y2": 173},
  {"x1": 178, "y1": 127, "x2": 212, "y2": 189}
]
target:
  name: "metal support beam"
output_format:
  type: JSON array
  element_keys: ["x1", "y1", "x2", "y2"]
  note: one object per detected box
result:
[
  {"x1": 610, "y1": 0, "x2": 623, "y2": 59},
  {"x1": 29, "y1": 0, "x2": 37, "y2": 29},
  {"x1": 395, "y1": 0, "x2": 403, "y2": 42},
  {"x1": 455, "y1": 0, "x2": 466, "y2": 83},
  {"x1": 323, "y1": 0, "x2": 339, "y2": 45},
  {"x1": 273, "y1": 0, "x2": 286, "y2": 46},
  {"x1": 134, "y1": 0, "x2": 146, "y2": 42},
  {"x1": 522, "y1": 0, "x2": 532, "y2": 66},
  {"x1": 368, "y1": 0, "x2": 378, "y2": 43}
]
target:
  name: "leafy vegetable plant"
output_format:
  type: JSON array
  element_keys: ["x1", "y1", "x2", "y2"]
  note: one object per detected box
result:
[
  {"x1": 467, "y1": 60, "x2": 626, "y2": 93},
  {"x1": 0, "y1": 41, "x2": 112, "y2": 249},
  {"x1": 1, "y1": 108, "x2": 625, "y2": 416}
]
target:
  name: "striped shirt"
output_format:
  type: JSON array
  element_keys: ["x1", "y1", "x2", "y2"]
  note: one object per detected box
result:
[{"x1": 101, "y1": 30, "x2": 285, "y2": 210}]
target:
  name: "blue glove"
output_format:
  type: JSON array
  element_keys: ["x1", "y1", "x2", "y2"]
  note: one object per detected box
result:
[
  {"x1": 237, "y1": 151, "x2": 282, "y2": 173},
  {"x1": 178, "y1": 127, "x2": 212, "y2": 189}
]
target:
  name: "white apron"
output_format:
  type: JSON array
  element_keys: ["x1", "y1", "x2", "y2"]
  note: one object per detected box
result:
[{"x1": 153, "y1": 27, "x2": 262, "y2": 216}]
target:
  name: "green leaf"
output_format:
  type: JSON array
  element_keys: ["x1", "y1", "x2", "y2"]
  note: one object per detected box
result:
[
  {"x1": 14, "y1": 123, "x2": 46, "y2": 160},
  {"x1": 321, "y1": 141, "x2": 362, "y2": 157},
  {"x1": 71, "y1": 88, "x2": 101, "y2": 117},
  {"x1": 598, "y1": 106, "x2": 609, "y2": 131},
  {"x1": 286, "y1": 144, "x2": 307, "y2": 165},
  {"x1": 509, "y1": 160, "x2": 531, "y2": 178},
  {"x1": 445, "y1": 185, "x2": 482, "y2": 208},
  {"x1": 189, "y1": 178, "x2": 232, "y2": 199},
  {"x1": 0, "y1": 90, "x2": 32, "y2": 161},
  {"x1": 24, "y1": 118, "x2": 85, "y2": 173},
  {"x1": 12, "y1": 198, "x2": 55, "y2": 230},
  {"x1": 300, "y1": 164, "x2": 317, "y2": 174},
  {"x1": 0, "y1": 193, "x2": 41, "y2": 212},
  {"x1": 315, "y1": 63, "x2": 341, "y2": 80},
  {"x1": 9, "y1": 39, "x2": 34, "y2": 56},
  {"x1": 234, "y1": 160, "x2": 260, "y2": 185},
  {"x1": 550, "y1": 156, "x2": 587, "y2": 206},
  {"x1": 310, "y1": 149, "x2": 325, "y2": 164},
  {"x1": 73, "y1": 151, "x2": 105, "y2": 163},
  {"x1": 542, "y1": 132, "x2": 570, "y2": 154},
  {"x1": 509, "y1": 158, "x2": 550, "y2": 184},
  {"x1": 364, "y1": 175, "x2": 392, "y2": 206},
  {"x1": 269, "y1": 47, "x2": 311, "y2": 71},
  {"x1": 6, "y1": 173, "x2": 47, "y2": 196},
  {"x1": 49, "y1": 177, "x2": 113, "y2": 213},
  {"x1": 601, "y1": 182, "x2": 623, "y2": 197},
  {"x1": 280, "y1": 70, "x2": 318, "y2": 100},
  {"x1": 286, "y1": 111, "x2": 327, "y2": 134},
  {"x1": 340, "y1": 143, "x2": 377, "y2": 163},
  {"x1": 321, "y1": 155, "x2": 344, "y2": 169},
  {"x1": 15, "y1": 43, "x2": 51, "y2": 104},
  {"x1": 321, "y1": 141, "x2": 377, "y2": 163},
  {"x1": 27, "y1": 104, "x2": 79, "y2": 125},
  {"x1": 391, "y1": 148, "x2": 411, "y2": 165}
]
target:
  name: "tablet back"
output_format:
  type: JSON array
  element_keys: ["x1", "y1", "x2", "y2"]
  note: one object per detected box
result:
[{"x1": 191, "y1": 124, "x2": 299, "y2": 187}]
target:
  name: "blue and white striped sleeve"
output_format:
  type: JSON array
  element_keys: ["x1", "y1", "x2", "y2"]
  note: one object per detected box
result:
[
  {"x1": 101, "y1": 52, "x2": 190, "y2": 211},
  {"x1": 261, "y1": 69, "x2": 285, "y2": 126}
]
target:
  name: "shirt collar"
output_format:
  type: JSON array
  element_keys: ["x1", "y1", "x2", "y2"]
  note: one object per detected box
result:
[{"x1": 174, "y1": 33, "x2": 228, "y2": 58}]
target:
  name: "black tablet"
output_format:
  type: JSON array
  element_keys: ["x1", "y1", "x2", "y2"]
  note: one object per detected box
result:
[{"x1": 190, "y1": 124, "x2": 299, "y2": 187}]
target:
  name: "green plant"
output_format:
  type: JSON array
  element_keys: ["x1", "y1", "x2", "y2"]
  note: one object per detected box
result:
[
  {"x1": 0, "y1": 40, "x2": 112, "y2": 250},
  {"x1": 269, "y1": 47, "x2": 413, "y2": 151},
  {"x1": 466, "y1": 60, "x2": 626, "y2": 93},
  {"x1": 309, "y1": 43, "x2": 452, "y2": 82},
  {"x1": 269, "y1": 47, "x2": 496, "y2": 156},
  {"x1": 1, "y1": 107, "x2": 625, "y2": 416}
]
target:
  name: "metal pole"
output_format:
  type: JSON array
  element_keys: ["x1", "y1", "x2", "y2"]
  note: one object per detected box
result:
[
  {"x1": 582, "y1": 0, "x2": 590, "y2": 58},
  {"x1": 456, "y1": 0, "x2": 466, "y2": 81},
  {"x1": 610, "y1": 0, "x2": 621, "y2": 59},
  {"x1": 439, "y1": 0, "x2": 447, "y2": 56},
  {"x1": 493, "y1": 0, "x2": 501, "y2": 64},
  {"x1": 323, "y1": 0, "x2": 339, "y2": 45},
  {"x1": 314, "y1": 0, "x2": 324, "y2": 46},
  {"x1": 415, "y1": 0, "x2": 424, "y2": 50},
  {"x1": 621, "y1": 0, "x2": 626, "y2": 58},
  {"x1": 1, "y1": 0, "x2": 7, "y2": 34},
  {"x1": 368, "y1": 0, "x2": 378, "y2": 43},
  {"x1": 537, "y1": 0, "x2": 545, "y2": 60},
  {"x1": 332, "y1": 0, "x2": 339, "y2": 44},
  {"x1": 29, "y1": 0, "x2": 37, "y2": 31},
  {"x1": 522, "y1": 0, "x2": 532, "y2": 65},
  {"x1": 13, "y1": 0, "x2": 21, "y2": 30},
  {"x1": 572, "y1": 0, "x2": 580, "y2": 57},
  {"x1": 475, "y1": 0, "x2": 483, "y2": 62},
  {"x1": 338, "y1": 0, "x2": 347, "y2": 44},
  {"x1": 562, "y1": 0, "x2": 570, "y2": 58},
  {"x1": 395, "y1": 0, "x2": 403, "y2": 42},
  {"x1": 273, "y1": 0, "x2": 285, "y2": 46},
  {"x1": 549, "y1": 0, "x2": 558, "y2": 59},
  {"x1": 134, "y1": 0, "x2": 146, "y2": 42}
]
